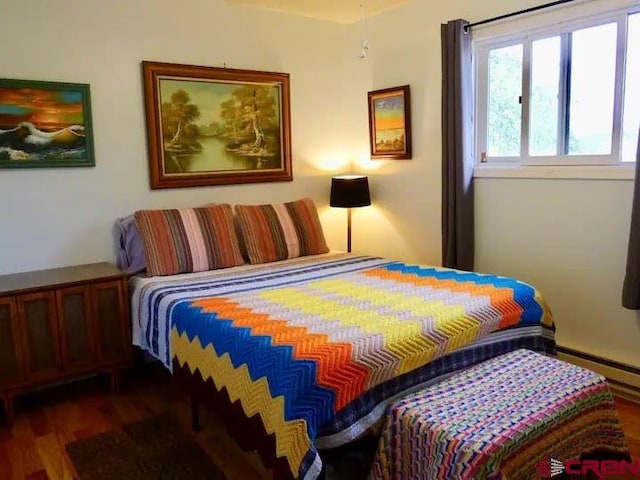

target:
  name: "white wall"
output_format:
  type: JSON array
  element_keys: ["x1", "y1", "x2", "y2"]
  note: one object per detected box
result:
[
  {"x1": 470, "y1": 0, "x2": 640, "y2": 367},
  {"x1": 359, "y1": 0, "x2": 640, "y2": 368},
  {"x1": 351, "y1": 0, "x2": 559, "y2": 264},
  {"x1": 0, "y1": 0, "x2": 367, "y2": 275},
  {"x1": 476, "y1": 178, "x2": 640, "y2": 366},
  {"x1": 2, "y1": 0, "x2": 639, "y2": 369},
  {"x1": 354, "y1": 0, "x2": 640, "y2": 367}
]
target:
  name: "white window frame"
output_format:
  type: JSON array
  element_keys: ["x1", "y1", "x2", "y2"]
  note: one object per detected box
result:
[{"x1": 474, "y1": 4, "x2": 640, "y2": 175}]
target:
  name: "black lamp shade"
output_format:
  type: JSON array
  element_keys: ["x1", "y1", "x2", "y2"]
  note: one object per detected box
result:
[{"x1": 330, "y1": 176, "x2": 371, "y2": 208}]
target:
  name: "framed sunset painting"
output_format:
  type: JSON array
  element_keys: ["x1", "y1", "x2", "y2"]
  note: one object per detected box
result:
[
  {"x1": 367, "y1": 85, "x2": 412, "y2": 160},
  {"x1": 0, "y1": 78, "x2": 94, "y2": 168},
  {"x1": 142, "y1": 61, "x2": 292, "y2": 189}
]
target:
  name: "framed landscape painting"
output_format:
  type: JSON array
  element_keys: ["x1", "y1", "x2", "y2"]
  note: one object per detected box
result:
[
  {"x1": 142, "y1": 61, "x2": 292, "y2": 189},
  {"x1": 367, "y1": 84, "x2": 412, "y2": 160},
  {"x1": 0, "y1": 78, "x2": 94, "y2": 168}
]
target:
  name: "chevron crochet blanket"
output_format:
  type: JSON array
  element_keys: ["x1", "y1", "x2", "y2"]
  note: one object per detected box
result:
[{"x1": 131, "y1": 254, "x2": 555, "y2": 479}]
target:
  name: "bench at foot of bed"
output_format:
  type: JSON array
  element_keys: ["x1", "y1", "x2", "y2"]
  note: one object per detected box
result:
[{"x1": 370, "y1": 349, "x2": 630, "y2": 480}]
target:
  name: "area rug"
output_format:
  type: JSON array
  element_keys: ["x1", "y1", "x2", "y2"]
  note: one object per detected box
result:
[{"x1": 66, "y1": 413, "x2": 227, "y2": 480}]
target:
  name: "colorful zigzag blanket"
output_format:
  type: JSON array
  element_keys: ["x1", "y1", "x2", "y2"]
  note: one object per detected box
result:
[{"x1": 131, "y1": 254, "x2": 555, "y2": 479}]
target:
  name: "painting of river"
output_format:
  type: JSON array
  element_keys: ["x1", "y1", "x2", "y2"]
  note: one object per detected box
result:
[
  {"x1": 159, "y1": 78, "x2": 283, "y2": 174},
  {"x1": 143, "y1": 62, "x2": 292, "y2": 188},
  {"x1": 165, "y1": 132, "x2": 282, "y2": 174}
]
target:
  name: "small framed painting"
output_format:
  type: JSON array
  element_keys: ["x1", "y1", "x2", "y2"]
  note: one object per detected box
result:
[
  {"x1": 367, "y1": 84, "x2": 412, "y2": 160},
  {"x1": 142, "y1": 61, "x2": 293, "y2": 189},
  {"x1": 0, "y1": 78, "x2": 95, "y2": 168}
]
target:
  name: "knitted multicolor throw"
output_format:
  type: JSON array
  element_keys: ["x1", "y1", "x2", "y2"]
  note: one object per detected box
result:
[
  {"x1": 131, "y1": 254, "x2": 556, "y2": 479},
  {"x1": 370, "y1": 349, "x2": 629, "y2": 480}
]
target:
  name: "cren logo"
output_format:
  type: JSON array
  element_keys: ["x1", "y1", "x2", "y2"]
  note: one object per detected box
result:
[
  {"x1": 535, "y1": 458, "x2": 565, "y2": 478},
  {"x1": 536, "y1": 458, "x2": 640, "y2": 479},
  {"x1": 565, "y1": 459, "x2": 640, "y2": 478}
]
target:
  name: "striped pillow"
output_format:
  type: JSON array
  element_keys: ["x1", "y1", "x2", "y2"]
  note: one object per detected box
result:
[
  {"x1": 235, "y1": 198, "x2": 329, "y2": 264},
  {"x1": 134, "y1": 204, "x2": 244, "y2": 276}
]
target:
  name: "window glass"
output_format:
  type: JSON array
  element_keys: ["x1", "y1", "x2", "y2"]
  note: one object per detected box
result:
[
  {"x1": 623, "y1": 13, "x2": 640, "y2": 162},
  {"x1": 568, "y1": 23, "x2": 617, "y2": 155},
  {"x1": 487, "y1": 44, "x2": 522, "y2": 156},
  {"x1": 530, "y1": 36, "x2": 561, "y2": 156}
]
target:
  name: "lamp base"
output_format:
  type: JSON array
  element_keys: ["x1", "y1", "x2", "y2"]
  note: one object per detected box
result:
[{"x1": 347, "y1": 207, "x2": 352, "y2": 253}]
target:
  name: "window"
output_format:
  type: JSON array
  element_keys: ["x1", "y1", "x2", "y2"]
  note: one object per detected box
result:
[
  {"x1": 476, "y1": 8, "x2": 640, "y2": 167},
  {"x1": 487, "y1": 45, "x2": 522, "y2": 157},
  {"x1": 623, "y1": 13, "x2": 640, "y2": 162}
]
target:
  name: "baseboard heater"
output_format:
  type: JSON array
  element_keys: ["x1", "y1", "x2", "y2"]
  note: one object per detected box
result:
[{"x1": 557, "y1": 346, "x2": 640, "y2": 404}]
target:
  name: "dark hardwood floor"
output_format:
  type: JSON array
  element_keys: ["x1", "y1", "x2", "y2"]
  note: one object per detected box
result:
[
  {"x1": 0, "y1": 367, "x2": 638, "y2": 480},
  {"x1": 615, "y1": 396, "x2": 640, "y2": 461},
  {"x1": 0, "y1": 368, "x2": 271, "y2": 480}
]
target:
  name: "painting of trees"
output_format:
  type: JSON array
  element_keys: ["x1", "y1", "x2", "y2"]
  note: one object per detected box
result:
[
  {"x1": 142, "y1": 61, "x2": 291, "y2": 188},
  {"x1": 219, "y1": 85, "x2": 279, "y2": 157},
  {"x1": 161, "y1": 89, "x2": 202, "y2": 153}
]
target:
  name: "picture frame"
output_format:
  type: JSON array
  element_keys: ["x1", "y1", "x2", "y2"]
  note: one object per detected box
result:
[
  {"x1": 0, "y1": 78, "x2": 95, "y2": 169},
  {"x1": 142, "y1": 61, "x2": 293, "y2": 189},
  {"x1": 367, "y1": 84, "x2": 412, "y2": 160}
]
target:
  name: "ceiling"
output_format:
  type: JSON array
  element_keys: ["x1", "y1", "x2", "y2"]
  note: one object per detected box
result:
[{"x1": 226, "y1": 0, "x2": 409, "y2": 24}]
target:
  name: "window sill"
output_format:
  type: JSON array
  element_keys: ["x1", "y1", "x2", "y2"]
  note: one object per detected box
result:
[{"x1": 473, "y1": 165, "x2": 636, "y2": 180}]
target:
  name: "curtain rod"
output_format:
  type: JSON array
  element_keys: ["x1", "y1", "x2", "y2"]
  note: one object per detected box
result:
[{"x1": 466, "y1": 0, "x2": 576, "y2": 31}]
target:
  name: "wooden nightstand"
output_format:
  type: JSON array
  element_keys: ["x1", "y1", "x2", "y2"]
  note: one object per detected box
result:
[{"x1": 0, "y1": 262, "x2": 131, "y2": 423}]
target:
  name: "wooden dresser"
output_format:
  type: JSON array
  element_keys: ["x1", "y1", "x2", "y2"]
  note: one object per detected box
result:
[{"x1": 0, "y1": 262, "x2": 131, "y2": 422}]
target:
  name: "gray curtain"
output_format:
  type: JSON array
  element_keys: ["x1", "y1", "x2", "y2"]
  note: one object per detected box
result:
[
  {"x1": 441, "y1": 20, "x2": 474, "y2": 271},
  {"x1": 622, "y1": 130, "x2": 640, "y2": 309}
]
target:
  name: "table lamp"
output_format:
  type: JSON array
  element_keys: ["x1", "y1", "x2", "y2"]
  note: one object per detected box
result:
[{"x1": 330, "y1": 175, "x2": 371, "y2": 253}]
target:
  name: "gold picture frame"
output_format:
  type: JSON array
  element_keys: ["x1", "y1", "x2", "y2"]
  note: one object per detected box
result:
[{"x1": 142, "y1": 61, "x2": 292, "y2": 189}]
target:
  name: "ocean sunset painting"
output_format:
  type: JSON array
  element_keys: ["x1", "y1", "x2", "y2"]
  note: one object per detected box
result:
[
  {"x1": 0, "y1": 79, "x2": 94, "y2": 168},
  {"x1": 373, "y1": 94, "x2": 405, "y2": 151},
  {"x1": 368, "y1": 85, "x2": 412, "y2": 159}
]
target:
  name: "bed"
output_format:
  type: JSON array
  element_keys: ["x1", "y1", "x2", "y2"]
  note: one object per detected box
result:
[{"x1": 130, "y1": 252, "x2": 556, "y2": 480}]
